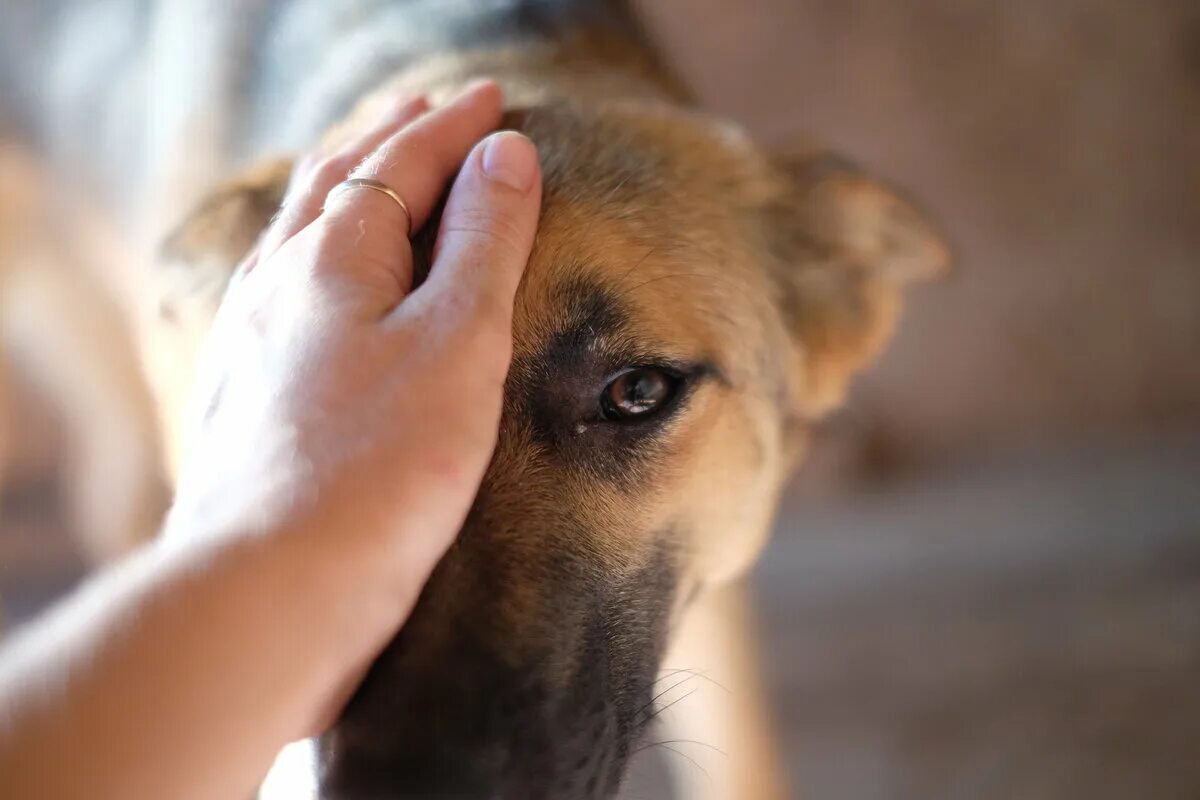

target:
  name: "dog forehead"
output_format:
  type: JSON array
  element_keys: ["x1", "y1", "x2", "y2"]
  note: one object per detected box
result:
[
  {"x1": 504, "y1": 102, "x2": 772, "y2": 361},
  {"x1": 508, "y1": 217, "x2": 731, "y2": 365},
  {"x1": 508, "y1": 99, "x2": 761, "y2": 220}
]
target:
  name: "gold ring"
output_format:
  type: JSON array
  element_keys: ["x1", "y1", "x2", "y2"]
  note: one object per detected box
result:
[{"x1": 326, "y1": 177, "x2": 413, "y2": 235}]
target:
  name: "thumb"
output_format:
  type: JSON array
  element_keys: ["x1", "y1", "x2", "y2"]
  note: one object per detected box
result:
[{"x1": 413, "y1": 131, "x2": 542, "y2": 327}]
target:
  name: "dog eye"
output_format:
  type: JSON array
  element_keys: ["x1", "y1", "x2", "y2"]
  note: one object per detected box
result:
[{"x1": 600, "y1": 368, "x2": 679, "y2": 421}]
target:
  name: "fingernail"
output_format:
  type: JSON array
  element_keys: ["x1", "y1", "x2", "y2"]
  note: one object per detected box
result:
[{"x1": 481, "y1": 131, "x2": 538, "y2": 192}]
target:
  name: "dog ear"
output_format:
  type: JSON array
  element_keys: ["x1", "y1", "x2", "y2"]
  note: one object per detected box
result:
[
  {"x1": 156, "y1": 157, "x2": 293, "y2": 313},
  {"x1": 764, "y1": 149, "x2": 951, "y2": 419},
  {"x1": 148, "y1": 157, "x2": 291, "y2": 476}
]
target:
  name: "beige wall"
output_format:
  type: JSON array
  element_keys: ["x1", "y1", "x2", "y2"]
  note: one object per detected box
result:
[{"x1": 639, "y1": 0, "x2": 1200, "y2": 472}]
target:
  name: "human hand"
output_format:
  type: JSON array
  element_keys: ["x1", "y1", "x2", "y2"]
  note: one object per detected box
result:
[{"x1": 166, "y1": 80, "x2": 542, "y2": 729}]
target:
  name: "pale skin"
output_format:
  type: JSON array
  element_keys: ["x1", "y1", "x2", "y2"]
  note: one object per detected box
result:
[{"x1": 0, "y1": 80, "x2": 543, "y2": 800}]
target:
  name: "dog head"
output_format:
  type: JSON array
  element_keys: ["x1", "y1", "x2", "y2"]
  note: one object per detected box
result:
[{"x1": 154, "y1": 96, "x2": 947, "y2": 799}]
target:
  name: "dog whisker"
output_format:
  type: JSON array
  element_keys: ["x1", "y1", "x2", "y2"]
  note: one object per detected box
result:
[
  {"x1": 632, "y1": 673, "x2": 699, "y2": 723},
  {"x1": 653, "y1": 742, "x2": 714, "y2": 786},
  {"x1": 632, "y1": 739, "x2": 728, "y2": 758},
  {"x1": 649, "y1": 667, "x2": 695, "y2": 685},
  {"x1": 651, "y1": 667, "x2": 730, "y2": 694},
  {"x1": 642, "y1": 686, "x2": 701, "y2": 725}
]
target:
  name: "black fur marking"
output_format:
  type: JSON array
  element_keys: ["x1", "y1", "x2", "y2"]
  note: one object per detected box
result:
[
  {"x1": 320, "y1": 504, "x2": 679, "y2": 800},
  {"x1": 507, "y1": 278, "x2": 705, "y2": 488}
]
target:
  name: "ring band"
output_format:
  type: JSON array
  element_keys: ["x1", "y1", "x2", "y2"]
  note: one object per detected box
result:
[{"x1": 326, "y1": 177, "x2": 413, "y2": 236}]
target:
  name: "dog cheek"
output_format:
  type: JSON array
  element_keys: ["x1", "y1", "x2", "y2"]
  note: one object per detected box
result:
[{"x1": 678, "y1": 391, "x2": 787, "y2": 586}]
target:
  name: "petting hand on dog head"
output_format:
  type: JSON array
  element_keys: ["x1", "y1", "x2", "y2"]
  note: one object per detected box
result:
[{"x1": 0, "y1": 80, "x2": 543, "y2": 800}]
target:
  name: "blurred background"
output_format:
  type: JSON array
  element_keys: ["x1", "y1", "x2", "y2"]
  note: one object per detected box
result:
[{"x1": 2, "y1": 1, "x2": 1199, "y2": 798}]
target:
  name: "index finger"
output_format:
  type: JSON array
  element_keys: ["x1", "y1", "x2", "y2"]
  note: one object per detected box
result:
[
  {"x1": 254, "y1": 94, "x2": 432, "y2": 268},
  {"x1": 336, "y1": 79, "x2": 504, "y2": 233},
  {"x1": 309, "y1": 80, "x2": 505, "y2": 299}
]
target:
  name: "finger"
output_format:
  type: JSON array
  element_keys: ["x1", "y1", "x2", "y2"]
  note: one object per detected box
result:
[
  {"x1": 315, "y1": 79, "x2": 504, "y2": 297},
  {"x1": 410, "y1": 131, "x2": 541, "y2": 332},
  {"x1": 254, "y1": 94, "x2": 431, "y2": 268},
  {"x1": 228, "y1": 245, "x2": 260, "y2": 288}
]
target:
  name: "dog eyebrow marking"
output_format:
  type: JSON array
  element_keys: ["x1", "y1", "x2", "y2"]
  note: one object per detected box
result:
[
  {"x1": 555, "y1": 276, "x2": 628, "y2": 346},
  {"x1": 509, "y1": 275, "x2": 720, "y2": 488}
]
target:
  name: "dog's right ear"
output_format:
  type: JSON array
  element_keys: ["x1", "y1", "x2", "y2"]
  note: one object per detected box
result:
[
  {"x1": 147, "y1": 157, "x2": 292, "y2": 476},
  {"x1": 156, "y1": 157, "x2": 294, "y2": 318},
  {"x1": 762, "y1": 148, "x2": 951, "y2": 420}
]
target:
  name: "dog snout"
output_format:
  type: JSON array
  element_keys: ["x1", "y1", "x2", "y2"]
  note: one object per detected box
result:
[{"x1": 318, "y1": 537, "x2": 622, "y2": 800}]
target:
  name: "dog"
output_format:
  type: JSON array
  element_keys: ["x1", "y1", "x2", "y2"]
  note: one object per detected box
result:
[{"x1": 0, "y1": 1, "x2": 948, "y2": 797}]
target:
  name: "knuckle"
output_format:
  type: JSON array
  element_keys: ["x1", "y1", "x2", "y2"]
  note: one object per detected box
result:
[
  {"x1": 313, "y1": 157, "x2": 353, "y2": 187},
  {"x1": 442, "y1": 207, "x2": 529, "y2": 259}
]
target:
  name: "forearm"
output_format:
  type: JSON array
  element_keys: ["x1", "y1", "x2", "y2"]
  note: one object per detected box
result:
[{"x1": 0, "y1": 526, "x2": 408, "y2": 800}]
